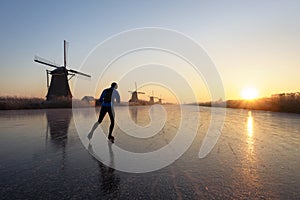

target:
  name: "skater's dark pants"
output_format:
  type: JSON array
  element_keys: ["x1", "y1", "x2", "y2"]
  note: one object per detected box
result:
[{"x1": 98, "y1": 106, "x2": 115, "y2": 137}]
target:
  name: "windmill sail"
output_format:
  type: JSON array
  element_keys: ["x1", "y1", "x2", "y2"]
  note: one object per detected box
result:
[
  {"x1": 34, "y1": 56, "x2": 60, "y2": 68},
  {"x1": 68, "y1": 69, "x2": 91, "y2": 78}
]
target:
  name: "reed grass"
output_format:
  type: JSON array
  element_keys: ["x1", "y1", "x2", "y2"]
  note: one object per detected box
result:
[
  {"x1": 199, "y1": 92, "x2": 300, "y2": 114},
  {"x1": 0, "y1": 96, "x2": 92, "y2": 110}
]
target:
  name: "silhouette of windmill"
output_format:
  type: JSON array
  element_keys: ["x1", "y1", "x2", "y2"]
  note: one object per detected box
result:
[
  {"x1": 34, "y1": 40, "x2": 91, "y2": 101},
  {"x1": 128, "y1": 82, "x2": 145, "y2": 103},
  {"x1": 157, "y1": 95, "x2": 165, "y2": 104},
  {"x1": 148, "y1": 91, "x2": 158, "y2": 104}
]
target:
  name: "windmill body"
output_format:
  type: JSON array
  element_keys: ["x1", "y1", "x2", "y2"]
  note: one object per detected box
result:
[
  {"x1": 34, "y1": 40, "x2": 91, "y2": 101},
  {"x1": 149, "y1": 96, "x2": 155, "y2": 104},
  {"x1": 148, "y1": 90, "x2": 158, "y2": 104},
  {"x1": 158, "y1": 98, "x2": 162, "y2": 104},
  {"x1": 47, "y1": 67, "x2": 72, "y2": 101},
  {"x1": 157, "y1": 95, "x2": 165, "y2": 104},
  {"x1": 128, "y1": 82, "x2": 145, "y2": 103},
  {"x1": 129, "y1": 91, "x2": 139, "y2": 103}
]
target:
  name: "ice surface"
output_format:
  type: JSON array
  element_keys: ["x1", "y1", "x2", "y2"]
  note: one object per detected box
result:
[{"x1": 0, "y1": 106, "x2": 299, "y2": 199}]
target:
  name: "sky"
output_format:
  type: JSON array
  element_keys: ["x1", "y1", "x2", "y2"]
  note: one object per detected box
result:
[{"x1": 0, "y1": 0, "x2": 300, "y2": 102}]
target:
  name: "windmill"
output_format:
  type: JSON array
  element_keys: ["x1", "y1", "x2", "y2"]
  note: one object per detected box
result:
[
  {"x1": 128, "y1": 82, "x2": 145, "y2": 103},
  {"x1": 157, "y1": 95, "x2": 165, "y2": 104},
  {"x1": 34, "y1": 40, "x2": 91, "y2": 101},
  {"x1": 148, "y1": 90, "x2": 158, "y2": 104}
]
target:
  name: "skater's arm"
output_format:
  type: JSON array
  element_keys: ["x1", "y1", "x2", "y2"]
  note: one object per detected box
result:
[
  {"x1": 99, "y1": 90, "x2": 106, "y2": 104},
  {"x1": 116, "y1": 91, "x2": 121, "y2": 103},
  {"x1": 112, "y1": 90, "x2": 121, "y2": 103}
]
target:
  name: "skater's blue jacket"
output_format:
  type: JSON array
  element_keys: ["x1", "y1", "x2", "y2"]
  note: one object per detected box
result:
[{"x1": 99, "y1": 87, "x2": 120, "y2": 107}]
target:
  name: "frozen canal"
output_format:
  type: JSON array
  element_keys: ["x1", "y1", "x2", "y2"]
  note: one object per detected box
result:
[{"x1": 0, "y1": 106, "x2": 299, "y2": 199}]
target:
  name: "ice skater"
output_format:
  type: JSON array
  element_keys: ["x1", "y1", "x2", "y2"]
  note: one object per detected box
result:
[{"x1": 88, "y1": 82, "x2": 120, "y2": 143}]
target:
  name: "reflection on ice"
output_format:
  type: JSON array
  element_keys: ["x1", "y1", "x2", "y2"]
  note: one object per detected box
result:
[
  {"x1": 45, "y1": 109, "x2": 73, "y2": 170},
  {"x1": 117, "y1": 104, "x2": 167, "y2": 139},
  {"x1": 76, "y1": 105, "x2": 200, "y2": 173},
  {"x1": 241, "y1": 110, "x2": 261, "y2": 195},
  {"x1": 46, "y1": 109, "x2": 72, "y2": 142},
  {"x1": 247, "y1": 111, "x2": 254, "y2": 155},
  {"x1": 1, "y1": 106, "x2": 300, "y2": 199},
  {"x1": 88, "y1": 141, "x2": 120, "y2": 198},
  {"x1": 247, "y1": 111, "x2": 253, "y2": 138}
]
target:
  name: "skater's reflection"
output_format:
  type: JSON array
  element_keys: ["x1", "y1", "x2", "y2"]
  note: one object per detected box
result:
[{"x1": 88, "y1": 142, "x2": 120, "y2": 198}]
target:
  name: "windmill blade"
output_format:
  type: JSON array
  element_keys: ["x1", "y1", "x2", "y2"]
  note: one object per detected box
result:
[
  {"x1": 64, "y1": 40, "x2": 68, "y2": 67},
  {"x1": 34, "y1": 55, "x2": 60, "y2": 68},
  {"x1": 68, "y1": 69, "x2": 91, "y2": 78}
]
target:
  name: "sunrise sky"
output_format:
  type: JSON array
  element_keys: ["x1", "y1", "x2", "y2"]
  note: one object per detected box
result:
[{"x1": 0, "y1": 0, "x2": 299, "y2": 103}]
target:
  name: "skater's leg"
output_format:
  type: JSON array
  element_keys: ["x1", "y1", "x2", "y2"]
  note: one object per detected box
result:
[
  {"x1": 108, "y1": 107, "x2": 115, "y2": 138},
  {"x1": 88, "y1": 107, "x2": 107, "y2": 140},
  {"x1": 98, "y1": 107, "x2": 108, "y2": 123},
  {"x1": 87, "y1": 121, "x2": 100, "y2": 140}
]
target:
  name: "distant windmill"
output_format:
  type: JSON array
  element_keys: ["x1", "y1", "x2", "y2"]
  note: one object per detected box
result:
[
  {"x1": 34, "y1": 40, "x2": 91, "y2": 101},
  {"x1": 148, "y1": 91, "x2": 158, "y2": 104},
  {"x1": 157, "y1": 95, "x2": 165, "y2": 104},
  {"x1": 128, "y1": 82, "x2": 145, "y2": 103}
]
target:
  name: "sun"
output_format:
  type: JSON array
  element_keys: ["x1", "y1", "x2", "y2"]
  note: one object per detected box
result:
[{"x1": 241, "y1": 87, "x2": 258, "y2": 100}]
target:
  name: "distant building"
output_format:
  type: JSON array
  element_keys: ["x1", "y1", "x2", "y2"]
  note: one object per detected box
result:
[{"x1": 81, "y1": 96, "x2": 95, "y2": 106}]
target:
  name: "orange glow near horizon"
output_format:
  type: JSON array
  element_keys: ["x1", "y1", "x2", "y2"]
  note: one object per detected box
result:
[
  {"x1": 138, "y1": 84, "x2": 180, "y2": 104},
  {"x1": 241, "y1": 87, "x2": 259, "y2": 100}
]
